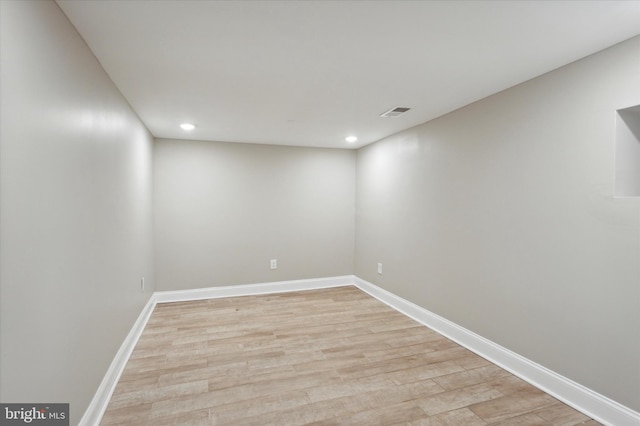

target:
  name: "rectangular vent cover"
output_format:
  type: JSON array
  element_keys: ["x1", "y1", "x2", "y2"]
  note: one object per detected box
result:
[{"x1": 380, "y1": 106, "x2": 411, "y2": 117}]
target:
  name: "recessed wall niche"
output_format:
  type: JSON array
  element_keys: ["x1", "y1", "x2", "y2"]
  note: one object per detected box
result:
[{"x1": 615, "y1": 105, "x2": 640, "y2": 197}]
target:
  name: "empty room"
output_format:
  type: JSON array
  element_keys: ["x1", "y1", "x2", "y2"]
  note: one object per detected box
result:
[{"x1": 1, "y1": 1, "x2": 639, "y2": 425}]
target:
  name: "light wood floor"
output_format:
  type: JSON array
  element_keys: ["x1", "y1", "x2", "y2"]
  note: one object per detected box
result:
[{"x1": 101, "y1": 286, "x2": 600, "y2": 425}]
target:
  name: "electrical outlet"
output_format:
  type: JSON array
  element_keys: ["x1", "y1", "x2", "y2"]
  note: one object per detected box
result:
[
  {"x1": 377, "y1": 263, "x2": 382, "y2": 275},
  {"x1": 140, "y1": 277, "x2": 145, "y2": 292},
  {"x1": 270, "y1": 259, "x2": 277, "y2": 270}
]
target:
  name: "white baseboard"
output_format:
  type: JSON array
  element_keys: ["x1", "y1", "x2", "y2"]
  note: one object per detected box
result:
[
  {"x1": 79, "y1": 275, "x2": 354, "y2": 425},
  {"x1": 353, "y1": 276, "x2": 640, "y2": 426},
  {"x1": 153, "y1": 275, "x2": 354, "y2": 303},
  {"x1": 79, "y1": 294, "x2": 157, "y2": 426}
]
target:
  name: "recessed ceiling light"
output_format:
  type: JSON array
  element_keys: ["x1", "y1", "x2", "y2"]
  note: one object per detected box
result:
[
  {"x1": 180, "y1": 123, "x2": 195, "y2": 131},
  {"x1": 345, "y1": 136, "x2": 358, "y2": 143}
]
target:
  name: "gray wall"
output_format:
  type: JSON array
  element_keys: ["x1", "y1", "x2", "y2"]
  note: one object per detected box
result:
[
  {"x1": 0, "y1": 1, "x2": 154, "y2": 423},
  {"x1": 355, "y1": 35, "x2": 640, "y2": 411},
  {"x1": 154, "y1": 138, "x2": 355, "y2": 290}
]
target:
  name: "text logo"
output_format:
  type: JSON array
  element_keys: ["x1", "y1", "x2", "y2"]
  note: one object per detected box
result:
[{"x1": 0, "y1": 404, "x2": 68, "y2": 425}]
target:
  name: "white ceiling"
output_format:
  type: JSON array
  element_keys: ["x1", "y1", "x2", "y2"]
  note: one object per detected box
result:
[{"x1": 56, "y1": 1, "x2": 640, "y2": 149}]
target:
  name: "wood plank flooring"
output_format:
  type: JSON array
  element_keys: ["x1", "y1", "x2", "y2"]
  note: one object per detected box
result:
[{"x1": 101, "y1": 286, "x2": 600, "y2": 425}]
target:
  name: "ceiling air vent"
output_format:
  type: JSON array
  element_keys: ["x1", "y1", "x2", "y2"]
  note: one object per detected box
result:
[{"x1": 380, "y1": 106, "x2": 411, "y2": 117}]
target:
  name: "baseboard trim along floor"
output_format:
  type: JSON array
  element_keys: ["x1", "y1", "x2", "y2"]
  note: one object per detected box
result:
[
  {"x1": 153, "y1": 275, "x2": 355, "y2": 304},
  {"x1": 79, "y1": 294, "x2": 157, "y2": 426},
  {"x1": 352, "y1": 277, "x2": 640, "y2": 426},
  {"x1": 80, "y1": 275, "x2": 640, "y2": 426}
]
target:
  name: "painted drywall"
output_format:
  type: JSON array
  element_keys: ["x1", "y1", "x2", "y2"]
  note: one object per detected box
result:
[
  {"x1": 154, "y1": 139, "x2": 355, "y2": 290},
  {"x1": 615, "y1": 106, "x2": 640, "y2": 197},
  {"x1": 0, "y1": 1, "x2": 154, "y2": 423},
  {"x1": 355, "y1": 35, "x2": 640, "y2": 411}
]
